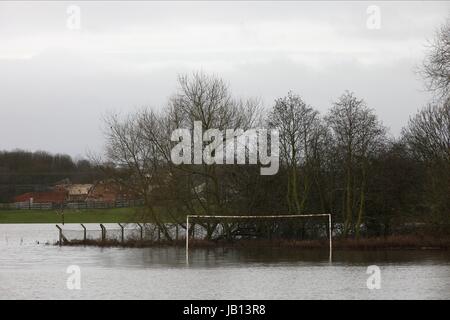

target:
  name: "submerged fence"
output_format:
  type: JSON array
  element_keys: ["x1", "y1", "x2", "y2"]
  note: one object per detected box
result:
[
  {"x1": 1, "y1": 199, "x2": 144, "y2": 210},
  {"x1": 56, "y1": 223, "x2": 193, "y2": 244},
  {"x1": 56, "y1": 223, "x2": 246, "y2": 245}
]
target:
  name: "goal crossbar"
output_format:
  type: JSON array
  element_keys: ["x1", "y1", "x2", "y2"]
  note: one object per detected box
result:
[
  {"x1": 186, "y1": 214, "x2": 332, "y2": 264},
  {"x1": 187, "y1": 214, "x2": 330, "y2": 219}
]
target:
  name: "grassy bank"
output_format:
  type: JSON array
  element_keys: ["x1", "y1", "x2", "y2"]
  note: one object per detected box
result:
[
  {"x1": 59, "y1": 235, "x2": 450, "y2": 250},
  {"x1": 0, "y1": 208, "x2": 137, "y2": 224}
]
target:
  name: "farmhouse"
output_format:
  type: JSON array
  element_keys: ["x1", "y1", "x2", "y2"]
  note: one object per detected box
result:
[
  {"x1": 12, "y1": 180, "x2": 137, "y2": 206},
  {"x1": 66, "y1": 184, "x2": 93, "y2": 202}
]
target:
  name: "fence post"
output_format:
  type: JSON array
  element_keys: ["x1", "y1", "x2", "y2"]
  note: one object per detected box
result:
[
  {"x1": 176, "y1": 224, "x2": 179, "y2": 241},
  {"x1": 136, "y1": 223, "x2": 143, "y2": 241},
  {"x1": 100, "y1": 224, "x2": 106, "y2": 241},
  {"x1": 56, "y1": 225, "x2": 62, "y2": 245},
  {"x1": 80, "y1": 224, "x2": 86, "y2": 242},
  {"x1": 118, "y1": 223, "x2": 124, "y2": 243},
  {"x1": 55, "y1": 225, "x2": 69, "y2": 244}
]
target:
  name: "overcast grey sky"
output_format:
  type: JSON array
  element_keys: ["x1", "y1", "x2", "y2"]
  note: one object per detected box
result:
[{"x1": 0, "y1": 1, "x2": 448, "y2": 158}]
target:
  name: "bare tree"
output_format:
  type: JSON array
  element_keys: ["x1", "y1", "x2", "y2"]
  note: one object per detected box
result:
[
  {"x1": 403, "y1": 102, "x2": 450, "y2": 163},
  {"x1": 103, "y1": 109, "x2": 173, "y2": 239},
  {"x1": 169, "y1": 73, "x2": 261, "y2": 130},
  {"x1": 308, "y1": 119, "x2": 336, "y2": 216},
  {"x1": 268, "y1": 92, "x2": 321, "y2": 214},
  {"x1": 326, "y1": 91, "x2": 386, "y2": 237},
  {"x1": 167, "y1": 72, "x2": 262, "y2": 239},
  {"x1": 402, "y1": 101, "x2": 450, "y2": 231},
  {"x1": 421, "y1": 18, "x2": 450, "y2": 101}
]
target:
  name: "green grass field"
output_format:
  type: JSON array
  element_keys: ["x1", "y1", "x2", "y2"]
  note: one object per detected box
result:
[{"x1": 0, "y1": 208, "x2": 138, "y2": 224}]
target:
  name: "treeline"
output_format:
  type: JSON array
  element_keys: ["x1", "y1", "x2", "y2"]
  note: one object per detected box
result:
[
  {"x1": 102, "y1": 19, "x2": 450, "y2": 239},
  {"x1": 0, "y1": 150, "x2": 101, "y2": 202},
  {"x1": 102, "y1": 73, "x2": 448, "y2": 239}
]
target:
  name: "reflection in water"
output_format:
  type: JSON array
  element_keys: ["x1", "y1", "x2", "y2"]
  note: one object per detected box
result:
[{"x1": 0, "y1": 224, "x2": 449, "y2": 299}]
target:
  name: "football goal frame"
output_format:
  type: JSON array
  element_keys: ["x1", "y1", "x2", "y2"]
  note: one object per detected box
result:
[{"x1": 185, "y1": 214, "x2": 332, "y2": 264}]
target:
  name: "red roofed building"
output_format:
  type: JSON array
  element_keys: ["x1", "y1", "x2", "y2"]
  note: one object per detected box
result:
[{"x1": 14, "y1": 191, "x2": 67, "y2": 204}]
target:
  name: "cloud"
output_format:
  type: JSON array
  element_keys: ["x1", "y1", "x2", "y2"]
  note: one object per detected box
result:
[{"x1": 0, "y1": 1, "x2": 447, "y2": 156}]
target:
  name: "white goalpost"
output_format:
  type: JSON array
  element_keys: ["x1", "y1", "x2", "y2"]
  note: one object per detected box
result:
[{"x1": 185, "y1": 214, "x2": 332, "y2": 264}]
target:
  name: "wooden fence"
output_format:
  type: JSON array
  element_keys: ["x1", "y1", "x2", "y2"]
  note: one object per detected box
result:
[{"x1": 0, "y1": 199, "x2": 144, "y2": 210}]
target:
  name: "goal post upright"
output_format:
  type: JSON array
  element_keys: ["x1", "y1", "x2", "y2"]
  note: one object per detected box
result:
[
  {"x1": 328, "y1": 213, "x2": 332, "y2": 262},
  {"x1": 186, "y1": 215, "x2": 189, "y2": 265},
  {"x1": 185, "y1": 213, "x2": 333, "y2": 265}
]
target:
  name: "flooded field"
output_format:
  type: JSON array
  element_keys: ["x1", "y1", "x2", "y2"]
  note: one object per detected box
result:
[{"x1": 0, "y1": 224, "x2": 449, "y2": 299}]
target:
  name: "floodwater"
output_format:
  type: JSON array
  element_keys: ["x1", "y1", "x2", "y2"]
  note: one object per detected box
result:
[{"x1": 0, "y1": 224, "x2": 449, "y2": 300}]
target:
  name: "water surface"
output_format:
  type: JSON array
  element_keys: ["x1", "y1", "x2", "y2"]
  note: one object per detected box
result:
[{"x1": 0, "y1": 224, "x2": 449, "y2": 299}]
